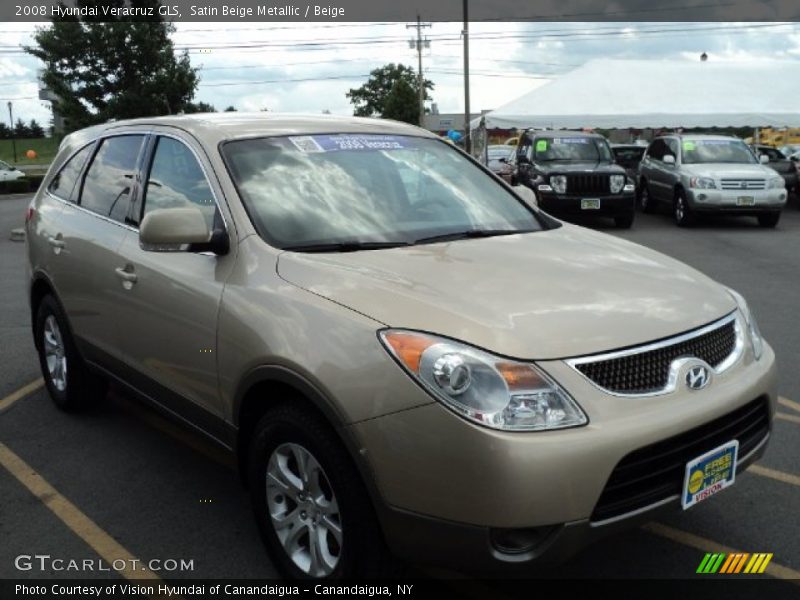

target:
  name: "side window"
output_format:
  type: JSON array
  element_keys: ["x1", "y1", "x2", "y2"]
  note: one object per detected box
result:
[
  {"x1": 142, "y1": 137, "x2": 218, "y2": 230},
  {"x1": 647, "y1": 139, "x2": 665, "y2": 161},
  {"x1": 80, "y1": 135, "x2": 145, "y2": 223},
  {"x1": 665, "y1": 139, "x2": 679, "y2": 161},
  {"x1": 48, "y1": 144, "x2": 93, "y2": 202}
]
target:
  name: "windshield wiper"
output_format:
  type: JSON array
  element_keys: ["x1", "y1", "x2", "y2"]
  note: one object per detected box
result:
[
  {"x1": 413, "y1": 229, "x2": 534, "y2": 245},
  {"x1": 282, "y1": 240, "x2": 411, "y2": 253}
]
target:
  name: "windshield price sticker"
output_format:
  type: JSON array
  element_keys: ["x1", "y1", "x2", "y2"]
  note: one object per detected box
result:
[
  {"x1": 290, "y1": 135, "x2": 411, "y2": 153},
  {"x1": 536, "y1": 140, "x2": 548, "y2": 152},
  {"x1": 553, "y1": 138, "x2": 590, "y2": 144},
  {"x1": 683, "y1": 141, "x2": 696, "y2": 150}
]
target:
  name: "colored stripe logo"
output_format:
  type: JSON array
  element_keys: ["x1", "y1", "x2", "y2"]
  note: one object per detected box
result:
[{"x1": 697, "y1": 553, "x2": 773, "y2": 574}]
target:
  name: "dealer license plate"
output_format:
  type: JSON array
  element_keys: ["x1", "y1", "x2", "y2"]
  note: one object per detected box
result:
[
  {"x1": 737, "y1": 196, "x2": 755, "y2": 206},
  {"x1": 581, "y1": 198, "x2": 601, "y2": 210},
  {"x1": 682, "y1": 440, "x2": 739, "y2": 510}
]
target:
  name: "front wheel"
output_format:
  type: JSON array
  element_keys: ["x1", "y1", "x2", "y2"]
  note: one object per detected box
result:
[
  {"x1": 614, "y1": 213, "x2": 635, "y2": 229},
  {"x1": 674, "y1": 190, "x2": 695, "y2": 227},
  {"x1": 248, "y1": 404, "x2": 398, "y2": 579},
  {"x1": 757, "y1": 212, "x2": 780, "y2": 228},
  {"x1": 638, "y1": 181, "x2": 655, "y2": 213}
]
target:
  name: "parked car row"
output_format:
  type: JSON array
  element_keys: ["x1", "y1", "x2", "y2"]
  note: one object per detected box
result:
[{"x1": 499, "y1": 130, "x2": 792, "y2": 229}]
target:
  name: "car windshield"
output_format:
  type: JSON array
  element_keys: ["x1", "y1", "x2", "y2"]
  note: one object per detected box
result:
[
  {"x1": 682, "y1": 139, "x2": 757, "y2": 164},
  {"x1": 222, "y1": 134, "x2": 543, "y2": 250},
  {"x1": 534, "y1": 136, "x2": 612, "y2": 162},
  {"x1": 487, "y1": 146, "x2": 510, "y2": 160}
]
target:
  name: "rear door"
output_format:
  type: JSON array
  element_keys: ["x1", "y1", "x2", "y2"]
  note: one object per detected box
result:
[
  {"x1": 49, "y1": 134, "x2": 146, "y2": 363},
  {"x1": 113, "y1": 132, "x2": 237, "y2": 420}
]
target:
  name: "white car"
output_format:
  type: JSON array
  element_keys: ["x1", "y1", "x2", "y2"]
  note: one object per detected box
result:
[{"x1": 0, "y1": 160, "x2": 25, "y2": 182}]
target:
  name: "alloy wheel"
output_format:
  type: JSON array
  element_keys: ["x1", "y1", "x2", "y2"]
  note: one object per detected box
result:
[
  {"x1": 43, "y1": 315, "x2": 67, "y2": 392},
  {"x1": 266, "y1": 443, "x2": 342, "y2": 577}
]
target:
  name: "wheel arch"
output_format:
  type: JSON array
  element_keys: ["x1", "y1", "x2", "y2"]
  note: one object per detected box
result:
[{"x1": 233, "y1": 366, "x2": 382, "y2": 506}]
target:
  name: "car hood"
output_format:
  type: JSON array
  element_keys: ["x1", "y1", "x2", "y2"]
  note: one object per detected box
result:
[
  {"x1": 277, "y1": 224, "x2": 736, "y2": 360},
  {"x1": 534, "y1": 161, "x2": 626, "y2": 176},
  {"x1": 681, "y1": 163, "x2": 778, "y2": 179}
]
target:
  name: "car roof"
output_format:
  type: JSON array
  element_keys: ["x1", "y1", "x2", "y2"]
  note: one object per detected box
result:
[
  {"x1": 661, "y1": 133, "x2": 742, "y2": 141},
  {"x1": 62, "y1": 112, "x2": 438, "y2": 149},
  {"x1": 529, "y1": 130, "x2": 603, "y2": 139}
]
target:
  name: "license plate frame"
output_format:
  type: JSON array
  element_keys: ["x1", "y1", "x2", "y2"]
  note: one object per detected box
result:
[
  {"x1": 682, "y1": 440, "x2": 739, "y2": 510},
  {"x1": 736, "y1": 196, "x2": 755, "y2": 207},
  {"x1": 581, "y1": 198, "x2": 601, "y2": 210}
]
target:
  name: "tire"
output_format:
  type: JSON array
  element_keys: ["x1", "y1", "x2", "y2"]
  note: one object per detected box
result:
[
  {"x1": 757, "y1": 212, "x2": 780, "y2": 228},
  {"x1": 673, "y1": 189, "x2": 695, "y2": 227},
  {"x1": 614, "y1": 212, "x2": 635, "y2": 229},
  {"x1": 638, "y1": 180, "x2": 655, "y2": 213},
  {"x1": 248, "y1": 403, "x2": 398, "y2": 579},
  {"x1": 34, "y1": 295, "x2": 107, "y2": 411}
]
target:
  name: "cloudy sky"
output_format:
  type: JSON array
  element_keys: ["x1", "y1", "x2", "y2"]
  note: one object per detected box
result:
[{"x1": 1, "y1": 21, "x2": 799, "y2": 127}]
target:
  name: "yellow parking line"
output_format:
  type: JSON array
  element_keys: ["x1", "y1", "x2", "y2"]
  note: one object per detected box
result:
[
  {"x1": 748, "y1": 464, "x2": 800, "y2": 488},
  {"x1": 0, "y1": 441, "x2": 164, "y2": 583},
  {"x1": 643, "y1": 523, "x2": 800, "y2": 582},
  {"x1": 0, "y1": 378, "x2": 43, "y2": 412},
  {"x1": 779, "y1": 396, "x2": 800, "y2": 414},
  {"x1": 776, "y1": 412, "x2": 800, "y2": 426}
]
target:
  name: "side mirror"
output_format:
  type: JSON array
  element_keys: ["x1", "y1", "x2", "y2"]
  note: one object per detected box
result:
[
  {"x1": 498, "y1": 157, "x2": 507, "y2": 163},
  {"x1": 513, "y1": 185, "x2": 538, "y2": 207},
  {"x1": 759, "y1": 154, "x2": 770, "y2": 164},
  {"x1": 663, "y1": 155, "x2": 676, "y2": 165},
  {"x1": 140, "y1": 207, "x2": 211, "y2": 248}
]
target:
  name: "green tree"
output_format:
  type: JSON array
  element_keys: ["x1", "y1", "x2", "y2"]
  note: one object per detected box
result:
[
  {"x1": 183, "y1": 101, "x2": 216, "y2": 113},
  {"x1": 29, "y1": 119, "x2": 45, "y2": 138},
  {"x1": 14, "y1": 119, "x2": 31, "y2": 138},
  {"x1": 224, "y1": 105, "x2": 237, "y2": 112},
  {"x1": 25, "y1": 1, "x2": 199, "y2": 132},
  {"x1": 0, "y1": 123, "x2": 9, "y2": 139},
  {"x1": 346, "y1": 63, "x2": 433, "y2": 124}
]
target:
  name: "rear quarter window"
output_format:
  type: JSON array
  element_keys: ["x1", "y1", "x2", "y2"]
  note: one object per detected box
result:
[{"x1": 48, "y1": 144, "x2": 94, "y2": 202}]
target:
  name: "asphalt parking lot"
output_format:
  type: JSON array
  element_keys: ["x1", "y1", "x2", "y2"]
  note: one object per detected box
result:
[{"x1": 1, "y1": 192, "x2": 799, "y2": 584}]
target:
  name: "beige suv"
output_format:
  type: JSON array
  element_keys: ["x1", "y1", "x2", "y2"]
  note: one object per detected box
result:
[{"x1": 26, "y1": 114, "x2": 776, "y2": 578}]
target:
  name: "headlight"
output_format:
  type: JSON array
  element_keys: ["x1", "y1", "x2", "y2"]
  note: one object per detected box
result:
[
  {"x1": 689, "y1": 176, "x2": 716, "y2": 189},
  {"x1": 550, "y1": 175, "x2": 567, "y2": 194},
  {"x1": 610, "y1": 174, "x2": 625, "y2": 194},
  {"x1": 727, "y1": 289, "x2": 763, "y2": 361},
  {"x1": 767, "y1": 176, "x2": 785, "y2": 190},
  {"x1": 380, "y1": 330, "x2": 588, "y2": 431}
]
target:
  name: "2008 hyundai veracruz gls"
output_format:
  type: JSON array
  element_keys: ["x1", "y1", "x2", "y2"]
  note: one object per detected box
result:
[{"x1": 27, "y1": 114, "x2": 776, "y2": 579}]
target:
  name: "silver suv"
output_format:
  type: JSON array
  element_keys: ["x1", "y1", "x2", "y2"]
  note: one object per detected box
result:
[{"x1": 638, "y1": 134, "x2": 787, "y2": 227}]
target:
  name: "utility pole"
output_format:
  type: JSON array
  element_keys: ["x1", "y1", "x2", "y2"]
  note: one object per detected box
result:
[
  {"x1": 7, "y1": 102, "x2": 17, "y2": 163},
  {"x1": 463, "y1": 0, "x2": 471, "y2": 154},
  {"x1": 407, "y1": 15, "x2": 431, "y2": 127}
]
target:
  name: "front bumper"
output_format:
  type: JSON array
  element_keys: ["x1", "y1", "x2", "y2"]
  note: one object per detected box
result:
[
  {"x1": 352, "y1": 342, "x2": 777, "y2": 573},
  {"x1": 537, "y1": 191, "x2": 635, "y2": 217},
  {"x1": 686, "y1": 188, "x2": 786, "y2": 212}
]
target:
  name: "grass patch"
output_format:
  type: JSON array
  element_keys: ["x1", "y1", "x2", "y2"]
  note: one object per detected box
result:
[{"x1": 0, "y1": 137, "x2": 61, "y2": 166}]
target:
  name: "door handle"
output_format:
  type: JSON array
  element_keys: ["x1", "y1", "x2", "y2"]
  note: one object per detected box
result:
[
  {"x1": 48, "y1": 236, "x2": 65, "y2": 249},
  {"x1": 115, "y1": 267, "x2": 138, "y2": 283}
]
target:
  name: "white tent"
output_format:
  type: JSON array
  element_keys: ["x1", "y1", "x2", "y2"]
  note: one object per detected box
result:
[{"x1": 480, "y1": 58, "x2": 800, "y2": 130}]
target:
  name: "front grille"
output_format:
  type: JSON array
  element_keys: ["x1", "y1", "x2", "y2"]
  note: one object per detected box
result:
[
  {"x1": 720, "y1": 178, "x2": 766, "y2": 190},
  {"x1": 574, "y1": 318, "x2": 737, "y2": 395},
  {"x1": 567, "y1": 174, "x2": 610, "y2": 195},
  {"x1": 591, "y1": 397, "x2": 770, "y2": 522}
]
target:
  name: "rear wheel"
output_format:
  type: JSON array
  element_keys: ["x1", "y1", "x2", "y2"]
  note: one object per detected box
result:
[
  {"x1": 34, "y1": 295, "x2": 107, "y2": 411},
  {"x1": 673, "y1": 189, "x2": 695, "y2": 227},
  {"x1": 757, "y1": 212, "x2": 780, "y2": 228},
  {"x1": 248, "y1": 403, "x2": 398, "y2": 579}
]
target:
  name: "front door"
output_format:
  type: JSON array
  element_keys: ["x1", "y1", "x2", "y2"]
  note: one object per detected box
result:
[{"x1": 114, "y1": 134, "x2": 236, "y2": 419}]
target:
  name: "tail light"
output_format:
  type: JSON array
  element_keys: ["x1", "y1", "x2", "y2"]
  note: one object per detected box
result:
[{"x1": 25, "y1": 206, "x2": 35, "y2": 223}]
